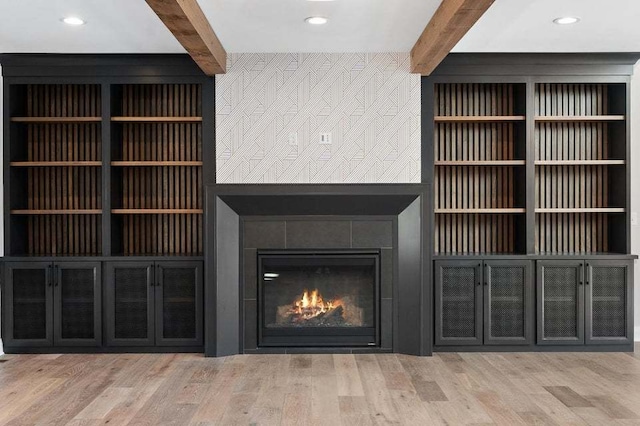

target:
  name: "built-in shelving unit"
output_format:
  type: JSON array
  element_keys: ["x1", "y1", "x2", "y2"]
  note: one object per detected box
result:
[
  {"x1": 8, "y1": 84, "x2": 103, "y2": 256},
  {"x1": 110, "y1": 84, "x2": 203, "y2": 256},
  {"x1": 433, "y1": 83, "x2": 527, "y2": 254},
  {"x1": 534, "y1": 83, "x2": 627, "y2": 254}
]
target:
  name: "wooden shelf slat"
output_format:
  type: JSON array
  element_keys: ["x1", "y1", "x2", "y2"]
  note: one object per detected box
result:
[
  {"x1": 11, "y1": 117, "x2": 102, "y2": 123},
  {"x1": 535, "y1": 115, "x2": 625, "y2": 122},
  {"x1": 112, "y1": 209, "x2": 204, "y2": 215},
  {"x1": 435, "y1": 160, "x2": 526, "y2": 166},
  {"x1": 535, "y1": 208, "x2": 626, "y2": 213},
  {"x1": 434, "y1": 115, "x2": 526, "y2": 122},
  {"x1": 111, "y1": 116, "x2": 202, "y2": 123},
  {"x1": 111, "y1": 161, "x2": 203, "y2": 167},
  {"x1": 10, "y1": 161, "x2": 102, "y2": 167},
  {"x1": 535, "y1": 160, "x2": 625, "y2": 166},
  {"x1": 435, "y1": 208, "x2": 526, "y2": 214},
  {"x1": 11, "y1": 209, "x2": 102, "y2": 215}
]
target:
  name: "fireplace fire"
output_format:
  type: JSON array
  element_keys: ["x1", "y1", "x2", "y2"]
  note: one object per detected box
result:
[
  {"x1": 258, "y1": 251, "x2": 379, "y2": 347},
  {"x1": 275, "y1": 288, "x2": 364, "y2": 327}
]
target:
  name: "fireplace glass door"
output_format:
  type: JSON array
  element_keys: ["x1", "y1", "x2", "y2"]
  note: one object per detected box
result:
[{"x1": 258, "y1": 252, "x2": 379, "y2": 347}]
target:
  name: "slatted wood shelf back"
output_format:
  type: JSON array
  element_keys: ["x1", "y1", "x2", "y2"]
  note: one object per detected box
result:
[
  {"x1": 534, "y1": 83, "x2": 627, "y2": 254},
  {"x1": 111, "y1": 84, "x2": 203, "y2": 256},
  {"x1": 433, "y1": 83, "x2": 527, "y2": 254},
  {"x1": 8, "y1": 84, "x2": 102, "y2": 256}
]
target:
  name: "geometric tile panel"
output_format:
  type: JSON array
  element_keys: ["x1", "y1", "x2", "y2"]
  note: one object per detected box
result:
[{"x1": 216, "y1": 53, "x2": 421, "y2": 183}]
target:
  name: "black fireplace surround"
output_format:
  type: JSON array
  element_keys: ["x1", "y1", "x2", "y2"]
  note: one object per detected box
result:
[{"x1": 206, "y1": 184, "x2": 430, "y2": 356}]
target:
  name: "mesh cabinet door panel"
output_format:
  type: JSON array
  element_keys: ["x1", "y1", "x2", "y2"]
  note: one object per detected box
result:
[
  {"x1": 156, "y1": 262, "x2": 202, "y2": 346},
  {"x1": 587, "y1": 261, "x2": 631, "y2": 344},
  {"x1": 12, "y1": 268, "x2": 49, "y2": 341},
  {"x1": 55, "y1": 262, "x2": 101, "y2": 345},
  {"x1": 487, "y1": 264, "x2": 528, "y2": 343},
  {"x1": 538, "y1": 261, "x2": 584, "y2": 345},
  {"x1": 436, "y1": 261, "x2": 482, "y2": 345},
  {"x1": 114, "y1": 267, "x2": 151, "y2": 340},
  {"x1": 161, "y1": 268, "x2": 196, "y2": 339}
]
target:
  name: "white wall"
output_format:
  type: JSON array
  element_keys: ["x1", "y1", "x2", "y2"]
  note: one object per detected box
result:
[
  {"x1": 631, "y1": 62, "x2": 640, "y2": 341},
  {"x1": 0, "y1": 65, "x2": 3, "y2": 354},
  {"x1": 216, "y1": 53, "x2": 421, "y2": 183}
]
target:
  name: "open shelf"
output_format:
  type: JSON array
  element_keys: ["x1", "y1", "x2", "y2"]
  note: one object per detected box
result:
[
  {"x1": 111, "y1": 84, "x2": 203, "y2": 256},
  {"x1": 111, "y1": 161, "x2": 203, "y2": 167},
  {"x1": 8, "y1": 84, "x2": 103, "y2": 256},
  {"x1": 11, "y1": 117, "x2": 102, "y2": 123},
  {"x1": 536, "y1": 208, "x2": 625, "y2": 213},
  {"x1": 112, "y1": 209, "x2": 203, "y2": 214},
  {"x1": 10, "y1": 161, "x2": 102, "y2": 167},
  {"x1": 433, "y1": 83, "x2": 527, "y2": 255},
  {"x1": 534, "y1": 83, "x2": 628, "y2": 254},
  {"x1": 535, "y1": 115, "x2": 625, "y2": 122},
  {"x1": 436, "y1": 208, "x2": 526, "y2": 214},
  {"x1": 535, "y1": 160, "x2": 625, "y2": 165},
  {"x1": 434, "y1": 115, "x2": 525, "y2": 122},
  {"x1": 111, "y1": 116, "x2": 202, "y2": 122},
  {"x1": 11, "y1": 210, "x2": 102, "y2": 215},
  {"x1": 435, "y1": 160, "x2": 526, "y2": 166}
]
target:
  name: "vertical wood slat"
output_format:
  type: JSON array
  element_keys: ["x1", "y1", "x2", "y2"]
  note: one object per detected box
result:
[
  {"x1": 534, "y1": 83, "x2": 616, "y2": 253},
  {"x1": 23, "y1": 84, "x2": 102, "y2": 255},
  {"x1": 117, "y1": 84, "x2": 202, "y2": 255},
  {"x1": 434, "y1": 83, "x2": 523, "y2": 254}
]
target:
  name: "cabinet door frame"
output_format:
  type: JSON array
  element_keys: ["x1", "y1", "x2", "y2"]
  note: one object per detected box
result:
[
  {"x1": 585, "y1": 259, "x2": 633, "y2": 345},
  {"x1": 536, "y1": 260, "x2": 585, "y2": 345},
  {"x1": 104, "y1": 261, "x2": 155, "y2": 347},
  {"x1": 154, "y1": 261, "x2": 203, "y2": 347},
  {"x1": 435, "y1": 260, "x2": 483, "y2": 346},
  {"x1": 484, "y1": 260, "x2": 534, "y2": 346},
  {"x1": 53, "y1": 261, "x2": 102, "y2": 347},
  {"x1": 3, "y1": 261, "x2": 54, "y2": 348}
]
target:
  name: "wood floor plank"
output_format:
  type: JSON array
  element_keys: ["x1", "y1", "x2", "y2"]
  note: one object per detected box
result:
[{"x1": 0, "y1": 349, "x2": 639, "y2": 425}]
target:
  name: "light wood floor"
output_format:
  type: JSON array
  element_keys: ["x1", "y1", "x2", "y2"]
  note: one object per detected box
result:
[{"x1": 1, "y1": 348, "x2": 640, "y2": 425}]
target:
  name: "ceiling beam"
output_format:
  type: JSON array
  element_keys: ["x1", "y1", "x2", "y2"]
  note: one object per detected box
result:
[
  {"x1": 411, "y1": 0, "x2": 494, "y2": 75},
  {"x1": 146, "y1": 0, "x2": 227, "y2": 75}
]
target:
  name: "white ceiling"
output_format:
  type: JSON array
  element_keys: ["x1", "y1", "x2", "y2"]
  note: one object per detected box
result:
[
  {"x1": 454, "y1": 0, "x2": 640, "y2": 52},
  {"x1": 0, "y1": 0, "x2": 639, "y2": 54}
]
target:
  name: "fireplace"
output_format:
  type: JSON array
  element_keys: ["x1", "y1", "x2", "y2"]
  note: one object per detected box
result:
[{"x1": 257, "y1": 251, "x2": 380, "y2": 347}]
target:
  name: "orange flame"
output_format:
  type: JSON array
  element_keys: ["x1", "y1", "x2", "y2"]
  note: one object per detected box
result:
[{"x1": 293, "y1": 289, "x2": 336, "y2": 319}]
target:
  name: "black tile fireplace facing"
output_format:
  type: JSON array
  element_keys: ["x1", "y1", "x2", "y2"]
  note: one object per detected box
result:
[
  {"x1": 242, "y1": 219, "x2": 393, "y2": 353},
  {"x1": 257, "y1": 251, "x2": 380, "y2": 347},
  {"x1": 206, "y1": 184, "x2": 430, "y2": 357}
]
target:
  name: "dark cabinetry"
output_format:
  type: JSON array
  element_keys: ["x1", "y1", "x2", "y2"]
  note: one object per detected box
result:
[
  {"x1": 105, "y1": 261, "x2": 203, "y2": 347},
  {"x1": 538, "y1": 260, "x2": 632, "y2": 346},
  {"x1": 435, "y1": 259, "x2": 533, "y2": 346},
  {"x1": 3, "y1": 261, "x2": 101, "y2": 348}
]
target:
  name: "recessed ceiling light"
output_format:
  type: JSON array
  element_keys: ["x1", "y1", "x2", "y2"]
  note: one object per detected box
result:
[
  {"x1": 62, "y1": 16, "x2": 85, "y2": 26},
  {"x1": 553, "y1": 16, "x2": 580, "y2": 25},
  {"x1": 305, "y1": 16, "x2": 328, "y2": 25}
]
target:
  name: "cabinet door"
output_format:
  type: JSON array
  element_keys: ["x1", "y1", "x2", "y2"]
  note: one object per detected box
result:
[
  {"x1": 155, "y1": 261, "x2": 203, "y2": 346},
  {"x1": 53, "y1": 262, "x2": 102, "y2": 347},
  {"x1": 484, "y1": 260, "x2": 533, "y2": 345},
  {"x1": 435, "y1": 260, "x2": 483, "y2": 346},
  {"x1": 585, "y1": 260, "x2": 633, "y2": 345},
  {"x1": 3, "y1": 262, "x2": 53, "y2": 347},
  {"x1": 105, "y1": 262, "x2": 155, "y2": 346},
  {"x1": 537, "y1": 260, "x2": 584, "y2": 345}
]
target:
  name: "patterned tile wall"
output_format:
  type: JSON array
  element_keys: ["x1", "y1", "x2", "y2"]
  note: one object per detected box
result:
[{"x1": 216, "y1": 53, "x2": 421, "y2": 183}]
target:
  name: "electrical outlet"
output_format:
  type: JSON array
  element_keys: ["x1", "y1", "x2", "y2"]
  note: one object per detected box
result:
[
  {"x1": 319, "y1": 132, "x2": 332, "y2": 145},
  {"x1": 632, "y1": 212, "x2": 639, "y2": 226},
  {"x1": 288, "y1": 132, "x2": 298, "y2": 146}
]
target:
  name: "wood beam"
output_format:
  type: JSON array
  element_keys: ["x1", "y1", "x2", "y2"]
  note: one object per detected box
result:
[
  {"x1": 411, "y1": 0, "x2": 494, "y2": 75},
  {"x1": 146, "y1": 0, "x2": 227, "y2": 75}
]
